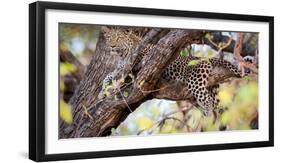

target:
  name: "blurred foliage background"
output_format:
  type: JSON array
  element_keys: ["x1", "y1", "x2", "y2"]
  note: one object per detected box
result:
[
  {"x1": 59, "y1": 24, "x2": 259, "y2": 135},
  {"x1": 59, "y1": 23, "x2": 101, "y2": 124},
  {"x1": 59, "y1": 23, "x2": 100, "y2": 65}
]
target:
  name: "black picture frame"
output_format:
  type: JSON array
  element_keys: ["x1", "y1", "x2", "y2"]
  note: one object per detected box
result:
[{"x1": 29, "y1": 1, "x2": 274, "y2": 162}]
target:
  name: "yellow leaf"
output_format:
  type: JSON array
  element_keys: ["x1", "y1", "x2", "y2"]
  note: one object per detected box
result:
[
  {"x1": 60, "y1": 80, "x2": 65, "y2": 92},
  {"x1": 104, "y1": 85, "x2": 113, "y2": 91},
  {"x1": 136, "y1": 117, "x2": 153, "y2": 130},
  {"x1": 218, "y1": 88, "x2": 233, "y2": 106},
  {"x1": 104, "y1": 85, "x2": 113, "y2": 97},
  {"x1": 104, "y1": 90, "x2": 110, "y2": 97},
  {"x1": 139, "y1": 80, "x2": 145, "y2": 87},
  {"x1": 60, "y1": 100, "x2": 73, "y2": 124},
  {"x1": 60, "y1": 63, "x2": 77, "y2": 76}
]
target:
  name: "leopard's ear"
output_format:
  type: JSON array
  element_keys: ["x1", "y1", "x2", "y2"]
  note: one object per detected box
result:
[{"x1": 101, "y1": 26, "x2": 110, "y2": 34}]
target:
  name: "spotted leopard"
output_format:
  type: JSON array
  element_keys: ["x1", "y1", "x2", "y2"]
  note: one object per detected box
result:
[
  {"x1": 162, "y1": 56, "x2": 242, "y2": 115},
  {"x1": 100, "y1": 27, "x2": 244, "y2": 116}
]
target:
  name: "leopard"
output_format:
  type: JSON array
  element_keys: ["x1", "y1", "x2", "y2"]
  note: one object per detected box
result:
[
  {"x1": 100, "y1": 26, "x2": 244, "y2": 116},
  {"x1": 101, "y1": 27, "x2": 142, "y2": 57}
]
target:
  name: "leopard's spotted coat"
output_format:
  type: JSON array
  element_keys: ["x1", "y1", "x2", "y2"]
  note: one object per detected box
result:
[{"x1": 101, "y1": 27, "x2": 243, "y2": 115}]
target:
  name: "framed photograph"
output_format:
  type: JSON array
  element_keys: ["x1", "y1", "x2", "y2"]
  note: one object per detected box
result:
[{"x1": 29, "y1": 1, "x2": 274, "y2": 162}]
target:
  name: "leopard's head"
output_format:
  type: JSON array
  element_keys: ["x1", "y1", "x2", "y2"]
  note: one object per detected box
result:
[{"x1": 101, "y1": 26, "x2": 141, "y2": 57}]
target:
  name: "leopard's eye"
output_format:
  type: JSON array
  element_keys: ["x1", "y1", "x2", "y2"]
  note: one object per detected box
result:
[
  {"x1": 112, "y1": 47, "x2": 120, "y2": 53},
  {"x1": 109, "y1": 45, "x2": 116, "y2": 50}
]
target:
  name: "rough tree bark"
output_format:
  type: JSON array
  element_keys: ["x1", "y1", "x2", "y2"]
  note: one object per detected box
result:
[{"x1": 59, "y1": 29, "x2": 256, "y2": 138}]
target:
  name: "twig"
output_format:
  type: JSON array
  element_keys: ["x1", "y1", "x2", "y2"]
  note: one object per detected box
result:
[
  {"x1": 82, "y1": 104, "x2": 94, "y2": 120},
  {"x1": 206, "y1": 34, "x2": 232, "y2": 58},
  {"x1": 118, "y1": 88, "x2": 133, "y2": 113},
  {"x1": 206, "y1": 34, "x2": 232, "y2": 51},
  {"x1": 158, "y1": 117, "x2": 186, "y2": 130}
]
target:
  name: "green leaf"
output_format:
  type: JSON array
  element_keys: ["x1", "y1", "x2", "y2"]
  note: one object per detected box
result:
[
  {"x1": 60, "y1": 100, "x2": 73, "y2": 124},
  {"x1": 188, "y1": 60, "x2": 200, "y2": 66},
  {"x1": 180, "y1": 48, "x2": 189, "y2": 57},
  {"x1": 207, "y1": 50, "x2": 215, "y2": 58},
  {"x1": 123, "y1": 91, "x2": 129, "y2": 97},
  {"x1": 205, "y1": 33, "x2": 213, "y2": 40}
]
